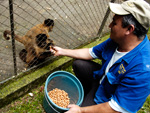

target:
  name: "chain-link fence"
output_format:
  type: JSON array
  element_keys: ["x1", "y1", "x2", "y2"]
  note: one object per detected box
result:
[{"x1": 0, "y1": 0, "x2": 122, "y2": 84}]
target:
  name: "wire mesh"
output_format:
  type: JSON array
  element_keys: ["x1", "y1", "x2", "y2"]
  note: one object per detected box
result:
[{"x1": 0, "y1": 0, "x2": 122, "y2": 83}]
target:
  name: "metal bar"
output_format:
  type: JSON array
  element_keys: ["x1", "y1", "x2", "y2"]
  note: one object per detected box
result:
[
  {"x1": 97, "y1": 0, "x2": 116, "y2": 37},
  {"x1": 9, "y1": 0, "x2": 17, "y2": 75}
]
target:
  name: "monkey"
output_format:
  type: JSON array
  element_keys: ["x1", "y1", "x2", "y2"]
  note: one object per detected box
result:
[
  {"x1": 19, "y1": 33, "x2": 54, "y2": 66},
  {"x1": 3, "y1": 19, "x2": 55, "y2": 67}
]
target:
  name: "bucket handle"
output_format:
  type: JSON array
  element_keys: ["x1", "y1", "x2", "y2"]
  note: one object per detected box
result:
[{"x1": 44, "y1": 91, "x2": 60, "y2": 113}]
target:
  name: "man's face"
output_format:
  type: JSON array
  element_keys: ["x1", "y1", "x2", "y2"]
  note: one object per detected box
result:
[{"x1": 109, "y1": 15, "x2": 128, "y2": 43}]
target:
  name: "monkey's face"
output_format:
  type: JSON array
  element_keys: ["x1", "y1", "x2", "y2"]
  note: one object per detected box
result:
[
  {"x1": 36, "y1": 33, "x2": 54, "y2": 50},
  {"x1": 44, "y1": 19, "x2": 54, "y2": 32},
  {"x1": 49, "y1": 25, "x2": 54, "y2": 32}
]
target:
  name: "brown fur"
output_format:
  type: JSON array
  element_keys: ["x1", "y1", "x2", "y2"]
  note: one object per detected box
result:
[{"x1": 3, "y1": 19, "x2": 54, "y2": 67}]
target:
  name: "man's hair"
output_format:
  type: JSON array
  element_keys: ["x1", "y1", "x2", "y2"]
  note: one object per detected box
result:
[{"x1": 122, "y1": 14, "x2": 148, "y2": 40}]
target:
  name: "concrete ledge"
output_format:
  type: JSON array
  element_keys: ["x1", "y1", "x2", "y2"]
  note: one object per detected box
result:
[{"x1": 0, "y1": 36, "x2": 109, "y2": 108}]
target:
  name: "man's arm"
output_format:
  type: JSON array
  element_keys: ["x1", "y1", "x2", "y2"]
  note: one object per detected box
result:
[
  {"x1": 50, "y1": 46, "x2": 93, "y2": 60},
  {"x1": 65, "y1": 102, "x2": 119, "y2": 113}
]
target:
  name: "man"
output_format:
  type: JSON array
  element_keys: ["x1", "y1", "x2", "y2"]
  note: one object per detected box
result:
[{"x1": 50, "y1": 0, "x2": 150, "y2": 112}]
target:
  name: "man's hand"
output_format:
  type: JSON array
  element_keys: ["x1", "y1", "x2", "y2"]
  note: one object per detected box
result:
[
  {"x1": 64, "y1": 102, "x2": 119, "y2": 113},
  {"x1": 65, "y1": 104, "x2": 81, "y2": 113},
  {"x1": 50, "y1": 46, "x2": 63, "y2": 56}
]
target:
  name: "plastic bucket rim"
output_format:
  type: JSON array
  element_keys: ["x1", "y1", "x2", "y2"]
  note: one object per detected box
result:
[
  {"x1": 45, "y1": 71, "x2": 84, "y2": 111},
  {"x1": 45, "y1": 71, "x2": 84, "y2": 110},
  {"x1": 48, "y1": 74, "x2": 83, "y2": 107},
  {"x1": 45, "y1": 71, "x2": 69, "y2": 110}
]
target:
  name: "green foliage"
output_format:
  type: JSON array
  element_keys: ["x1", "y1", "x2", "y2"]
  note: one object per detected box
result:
[
  {"x1": 147, "y1": 28, "x2": 150, "y2": 40},
  {"x1": 138, "y1": 96, "x2": 150, "y2": 113}
]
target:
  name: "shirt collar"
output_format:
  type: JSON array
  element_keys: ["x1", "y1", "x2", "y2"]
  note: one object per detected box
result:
[{"x1": 117, "y1": 35, "x2": 149, "y2": 64}]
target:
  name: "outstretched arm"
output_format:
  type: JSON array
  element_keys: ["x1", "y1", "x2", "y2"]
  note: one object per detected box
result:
[{"x1": 50, "y1": 46, "x2": 93, "y2": 60}]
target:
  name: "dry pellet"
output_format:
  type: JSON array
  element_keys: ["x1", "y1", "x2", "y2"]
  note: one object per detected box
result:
[{"x1": 48, "y1": 88, "x2": 70, "y2": 108}]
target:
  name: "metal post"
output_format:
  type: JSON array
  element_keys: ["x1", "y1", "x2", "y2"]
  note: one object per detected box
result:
[
  {"x1": 97, "y1": 0, "x2": 116, "y2": 38},
  {"x1": 9, "y1": 0, "x2": 17, "y2": 75}
]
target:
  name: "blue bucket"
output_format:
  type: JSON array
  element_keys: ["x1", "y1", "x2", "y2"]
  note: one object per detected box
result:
[{"x1": 43, "y1": 71, "x2": 84, "y2": 113}]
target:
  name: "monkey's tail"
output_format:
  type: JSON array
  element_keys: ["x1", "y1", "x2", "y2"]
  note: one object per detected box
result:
[
  {"x1": 3, "y1": 30, "x2": 12, "y2": 40},
  {"x1": 3, "y1": 30, "x2": 23, "y2": 44}
]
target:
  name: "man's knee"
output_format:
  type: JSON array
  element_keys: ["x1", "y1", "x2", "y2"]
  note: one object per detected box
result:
[
  {"x1": 73, "y1": 59, "x2": 91, "y2": 71},
  {"x1": 73, "y1": 59, "x2": 85, "y2": 68}
]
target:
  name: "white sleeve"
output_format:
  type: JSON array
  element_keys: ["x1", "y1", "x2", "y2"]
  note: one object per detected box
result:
[
  {"x1": 89, "y1": 48, "x2": 98, "y2": 58},
  {"x1": 109, "y1": 98, "x2": 130, "y2": 113}
]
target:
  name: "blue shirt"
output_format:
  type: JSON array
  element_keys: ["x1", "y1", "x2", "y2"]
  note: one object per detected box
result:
[{"x1": 91, "y1": 35, "x2": 150, "y2": 113}]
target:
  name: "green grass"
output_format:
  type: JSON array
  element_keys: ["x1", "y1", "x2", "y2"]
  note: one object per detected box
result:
[
  {"x1": 0, "y1": 30, "x2": 150, "y2": 113},
  {"x1": 0, "y1": 66, "x2": 75, "y2": 113},
  {"x1": 0, "y1": 85, "x2": 45, "y2": 113}
]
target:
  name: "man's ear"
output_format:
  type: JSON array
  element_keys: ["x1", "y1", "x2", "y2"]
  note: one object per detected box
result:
[{"x1": 126, "y1": 25, "x2": 135, "y2": 35}]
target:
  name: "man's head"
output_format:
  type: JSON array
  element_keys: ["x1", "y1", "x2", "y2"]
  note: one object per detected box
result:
[
  {"x1": 109, "y1": 0, "x2": 150, "y2": 30},
  {"x1": 109, "y1": 0, "x2": 150, "y2": 39}
]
